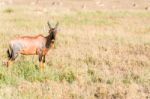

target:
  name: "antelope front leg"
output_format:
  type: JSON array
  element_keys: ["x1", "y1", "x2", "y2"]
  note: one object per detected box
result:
[
  {"x1": 42, "y1": 55, "x2": 46, "y2": 69},
  {"x1": 39, "y1": 54, "x2": 44, "y2": 72}
]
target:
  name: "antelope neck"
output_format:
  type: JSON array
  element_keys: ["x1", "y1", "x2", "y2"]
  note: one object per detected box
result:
[{"x1": 45, "y1": 34, "x2": 53, "y2": 48}]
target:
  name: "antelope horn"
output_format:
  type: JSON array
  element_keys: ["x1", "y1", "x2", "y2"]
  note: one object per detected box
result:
[
  {"x1": 55, "y1": 22, "x2": 59, "y2": 28},
  {"x1": 47, "y1": 21, "x2": 51, "y2": 29}
]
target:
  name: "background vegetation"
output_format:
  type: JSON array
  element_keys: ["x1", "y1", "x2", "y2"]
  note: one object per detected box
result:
[{"x1": 0, "y1": 0, "x2": 150, "y2": 98}]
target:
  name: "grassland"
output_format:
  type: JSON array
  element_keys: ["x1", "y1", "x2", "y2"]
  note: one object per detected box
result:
[{"x1": 0, "y1": 6, "x2": 150, "y2": 99}]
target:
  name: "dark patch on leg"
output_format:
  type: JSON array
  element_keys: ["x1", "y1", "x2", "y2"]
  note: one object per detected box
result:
[
  {"x1": 6, "y1": 49, "x2": 19, "y2": 67},
  {"x1": 6, "y1": 49, "x2": 13, "y2": 67},
  {"x1": 39, "y1": 54, "x2": 42, "y2": 62},
  {"x1": 43, "y1": 55, "x2": 46, "y2": 63},
  {"x1": 39, "y1": 54, "x2": 43, "y2": 70}
]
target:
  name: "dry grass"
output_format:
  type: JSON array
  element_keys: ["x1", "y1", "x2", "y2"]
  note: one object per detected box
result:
[{"x1": 0, "y1": 5, "x2": 149, "y2": 99}]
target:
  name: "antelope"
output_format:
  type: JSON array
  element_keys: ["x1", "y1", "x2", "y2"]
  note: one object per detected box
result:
[{"x1": 6, "y1": 22, "x2": 58, "y2": 71}]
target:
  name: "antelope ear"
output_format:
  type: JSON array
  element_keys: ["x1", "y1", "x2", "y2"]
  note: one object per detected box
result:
[
  {"x1": 55, "y1": 22, "x2": 59, "y2": 29},
  {"x1": 47, "y1": 21, "x2": 51, "y2": 29}
]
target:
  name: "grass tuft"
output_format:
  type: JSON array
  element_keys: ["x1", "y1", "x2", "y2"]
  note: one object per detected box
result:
[{"x1": 3, "y1": 8, "x2": 14, "y2": 13}]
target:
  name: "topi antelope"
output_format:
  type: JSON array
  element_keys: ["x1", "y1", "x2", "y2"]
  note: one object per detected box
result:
[{"x1": 6, "y1": 22, "x2": 59, "y2": 71}]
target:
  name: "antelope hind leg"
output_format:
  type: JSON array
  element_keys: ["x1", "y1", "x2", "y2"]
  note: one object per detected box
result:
[{"x1": 6, "y1": 60, "x2": 13, "y2": 67}]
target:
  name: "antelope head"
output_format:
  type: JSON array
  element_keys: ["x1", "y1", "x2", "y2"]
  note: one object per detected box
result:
[
  {"x1": 47, "y1": 21, "x2": 59, "y2": 48},
  {"x1": 47, "y1": 21, "x2": 59, "y2": 42}
]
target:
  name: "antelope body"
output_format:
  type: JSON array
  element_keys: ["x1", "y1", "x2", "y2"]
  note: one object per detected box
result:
[{"x1": 6, "y1": 22, "x2": 58, "y2": 71}]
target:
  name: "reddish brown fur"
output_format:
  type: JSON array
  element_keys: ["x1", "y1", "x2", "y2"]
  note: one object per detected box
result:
[{"x1": 11, "y1": 35, "x2": 47, "y2": 55}]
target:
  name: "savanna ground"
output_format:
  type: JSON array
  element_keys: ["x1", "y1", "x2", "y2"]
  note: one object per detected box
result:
[{"x1": 0, "y1": 0, "x2": 150, "y2": 99}]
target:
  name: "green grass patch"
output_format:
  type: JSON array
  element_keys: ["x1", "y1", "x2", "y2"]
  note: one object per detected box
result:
[{"x1": 0, "y1": 60, "x2": 76, "y2": 85}]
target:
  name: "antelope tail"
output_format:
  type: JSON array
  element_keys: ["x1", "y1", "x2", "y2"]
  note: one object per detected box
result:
[{"x1": 7, "y1": 48, "x2": 12, "y2": 59}]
